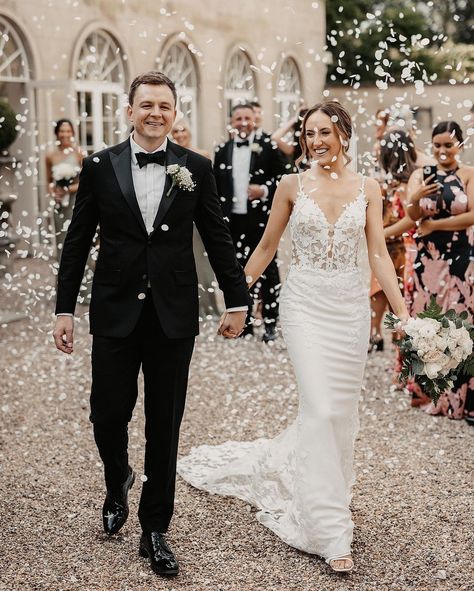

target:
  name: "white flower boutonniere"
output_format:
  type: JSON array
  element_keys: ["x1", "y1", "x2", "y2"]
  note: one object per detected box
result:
[
  {"x1": 166, "y1": 164, "x2": 195, "y2": 197},
  {"x1": 250, "y1": 143, "x2": 263, "y2": 155}
]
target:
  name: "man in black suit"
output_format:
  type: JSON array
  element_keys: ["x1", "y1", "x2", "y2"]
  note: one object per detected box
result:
[
  {"x1": 214, "y1": 104, "x2": 289, "y2": 341},
  {"x1": 53, "y1": 72, "x2": 249, "y2": 577}
]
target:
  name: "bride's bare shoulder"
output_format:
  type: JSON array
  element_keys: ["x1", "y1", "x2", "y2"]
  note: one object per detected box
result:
[
  {"x1": 363, "y1": 176, "x2": 383, "y2": 203},
  {"x1": 276, "y1": 173, "x2": 300, "y2": 204},
  {"x1": 278, "y1": 173, "x2": 299, "y2": 190}
]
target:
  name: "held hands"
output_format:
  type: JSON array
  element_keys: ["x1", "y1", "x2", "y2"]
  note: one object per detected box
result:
[
  {"x1": 393, "y1": 310, "x2": 410, "y2": 340},
  {"x1": 247, "y1": 184, "x2": 265, "y2": 201},
  {"x1": 217, "y1": 310, "x2": 247, "y2": 339},
  {"x1": 53, "y1": 316, "x2": 74, "y2": 354}
]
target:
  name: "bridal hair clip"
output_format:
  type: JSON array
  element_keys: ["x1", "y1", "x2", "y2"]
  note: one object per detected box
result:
[{"x1": 166, "y1": 164, "x2": 195, "y2": 196}]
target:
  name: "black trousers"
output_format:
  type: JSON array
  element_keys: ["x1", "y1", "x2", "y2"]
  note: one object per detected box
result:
[
  {"x1": 230, "y1": 213, "x2": 279, "y2": 324},
  {"x1": 90, "y1": 292, "x2": 195, "y2": 533}
]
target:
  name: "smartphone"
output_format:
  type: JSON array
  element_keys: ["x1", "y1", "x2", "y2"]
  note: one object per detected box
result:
[
  {"x1": 423, "y1": 165, "x2": 441, "y2": 198},
  {"x1": 423, "y1": 165, "x2": 437, "y2": 183}
]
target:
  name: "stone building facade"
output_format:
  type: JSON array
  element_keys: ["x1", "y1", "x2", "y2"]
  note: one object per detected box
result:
[{"x1": 0, "y1": 0, "x2": 327, "y2": 232}]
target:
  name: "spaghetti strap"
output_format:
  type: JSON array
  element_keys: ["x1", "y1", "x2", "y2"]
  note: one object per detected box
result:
[
  {"x1": 360, "y1": 174, "x2": 366, "y2": 193},
  {"x1": 296, "y1": 173, "x2": 303, "y2": 192}
]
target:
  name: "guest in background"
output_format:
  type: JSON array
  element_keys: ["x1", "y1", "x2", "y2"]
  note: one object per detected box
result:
[
  {"x1": 271, "y1": 106, "x2": 308, "y2": 170},
  {"x1": 171, "y1": 118, "x2": 210, "y2": 159},
  {"x1": 387, "y1": 105, "x2": 436, "y2": 168},
  {"x1": 214, "y1": 104, "x2": 288, "y2": 341},
  {"x1": 45, "y1": 119, "x2": 83, "y2": 258},
  {"x1": 250, "y1": 101, "x2": 264, "y2": 137},
  {"x1": 407, "y1": 121, "x2": 474, "y2": 422},
  {"x1": 369, "y1": 130, "x2": 417, "y2": 351},
  {"x1": 371, "y1": 108, "x2": 390, "y2": 177}
]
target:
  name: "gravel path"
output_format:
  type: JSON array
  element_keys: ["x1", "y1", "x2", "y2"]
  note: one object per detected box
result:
[{"x1": 0, "y1": 258, "x2": 473, "y2": 591}]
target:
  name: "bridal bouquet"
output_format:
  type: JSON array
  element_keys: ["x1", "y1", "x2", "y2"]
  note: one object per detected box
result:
[
  {"x1": 52, "y1": 161, "x2": 80, "y2": 188},
  {"x1": 385, "y1": 297, "x2": 474, "y2": 403}
]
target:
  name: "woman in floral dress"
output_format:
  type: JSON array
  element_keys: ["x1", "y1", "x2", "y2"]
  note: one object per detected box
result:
[
  {"x1": 407, "y1": 121, "x2": 474, "y2": 422},
  {"x1": 369, "y1": 129, "x2": 417, "y2": 351}
]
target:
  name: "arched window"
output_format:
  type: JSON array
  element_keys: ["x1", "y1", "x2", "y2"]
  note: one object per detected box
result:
[
  {"x1": 160, "y1": 42, "x2": 199, "y2": 142},
  {"x1": 224, "y1": 49, "x2": 256, "y2": 118},
  {"x1": 75, "y1": 29, "x2": 125, "y2": 83},
  {"x1": 0, "y1": 15, "x2": 30, "y2": 81},
  {"x1": 276, "y1": 58, "x2": 302, "y2": 124},
  {"x1": 73, "y1": 29, "x2": 127, "y2": 153}
]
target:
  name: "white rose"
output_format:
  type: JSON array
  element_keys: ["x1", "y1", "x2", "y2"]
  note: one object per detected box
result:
[
  {"x1": 420, "y1": 350, "x2": 447, "y2": 365},
  {"x1": 404, "y1": 318, "x2": 425, "y2": 337},
  {"x1": 418, "y1": 322, "x2": 440, "y2": 339},
  {"x1": 445, "y1": 356, "x2": 461, "y2": 371},
  {"x1": 431, "y1": 335, "x2": 448, "y2": 352},
  {"x1": 412, "y1": 336, "x2": 432, "y2": 354},
  {"x1": 424, "y1": 362, "x2": 443, "y2": 379}
]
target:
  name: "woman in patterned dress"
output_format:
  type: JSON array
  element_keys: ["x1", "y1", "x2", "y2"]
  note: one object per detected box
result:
[
  {"x1": 407, "y1": 121, "x2": 474, "y2": 422},
  {"x1": 369, "y1": 129, "x2": 417, "y2": 351}
]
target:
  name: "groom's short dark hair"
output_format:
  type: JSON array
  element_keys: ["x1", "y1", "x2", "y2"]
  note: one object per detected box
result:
[{"x1": 128, "y1": 71, "x2": 177, "y2": 106}]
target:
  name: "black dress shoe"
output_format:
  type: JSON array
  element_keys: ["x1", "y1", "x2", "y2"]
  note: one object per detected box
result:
[
  {"x1": 102, "y1": 467, "x2": 135, "y2": 535},
  {"x1": 262, "y1": 323, "x2": 277, "y2": 343},
  {"x1": 139, "y1": 532, "x2": 179, "y2": 576}
]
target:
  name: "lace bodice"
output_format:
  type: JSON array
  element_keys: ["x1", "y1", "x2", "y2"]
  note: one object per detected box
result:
[{"x1": 289, "y1": 175, "x2": 367, "y2": 273}]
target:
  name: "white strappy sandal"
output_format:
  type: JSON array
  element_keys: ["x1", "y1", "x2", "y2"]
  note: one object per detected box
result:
[{"x1": 326, "y1": 554, "x2": 354, "y2": 573}]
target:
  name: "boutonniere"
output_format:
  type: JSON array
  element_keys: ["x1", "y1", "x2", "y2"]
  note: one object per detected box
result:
[
  {"x1": 166, "y1": 164, "x2": 195, "y2": 197},
  {"x1": 250, "y1": 143, "x2": 263, "y2": 155}
]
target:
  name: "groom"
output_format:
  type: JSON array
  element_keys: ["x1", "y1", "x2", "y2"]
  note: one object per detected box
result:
[{"x1": 53, "y1": 71, "x2": 249, "y2": 576}]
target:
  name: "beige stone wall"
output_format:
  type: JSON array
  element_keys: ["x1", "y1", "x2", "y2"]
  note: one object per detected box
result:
[
  {"x1": 2, "y1": 0, "x2": 327, "y2": 225},
  {"x1": 326, "y1": 82, "x2": 474, "y2": 170}
]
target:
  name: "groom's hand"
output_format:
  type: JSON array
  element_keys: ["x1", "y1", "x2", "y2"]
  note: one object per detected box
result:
[
  {"x1": 217, "y1": 311, "x2": 246, "y2": 339},
  {"x1": 53, "y1": 316, "x2": 74, "y2": 354}
]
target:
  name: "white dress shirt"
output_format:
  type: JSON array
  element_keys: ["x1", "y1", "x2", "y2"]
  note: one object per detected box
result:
[
  {"x1": 130, "y1": 134, "x2": 167, "y2": 234},
  {"x1": 231, "y1": 132, "x2": 268, "y2": 214},
  {"x1": 232, "y1": 133, "x2": 254, "y2": 214}
]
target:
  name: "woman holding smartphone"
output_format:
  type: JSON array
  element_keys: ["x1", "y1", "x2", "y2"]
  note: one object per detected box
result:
[{"x1": 407, "y1": 121, "x2": 474, "y2": 422}]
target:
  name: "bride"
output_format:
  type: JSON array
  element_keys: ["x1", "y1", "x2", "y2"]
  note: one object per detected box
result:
[{"x1": 178, "y1": 101, "x2": 409, "y2": 572}]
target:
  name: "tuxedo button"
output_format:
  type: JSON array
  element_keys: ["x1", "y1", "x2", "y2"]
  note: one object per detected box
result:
[
  {"x1": 147, "y1": 238, "x2": 152, "y2": 245},
  {"x1": 138, "y1": 293, "x2": 146, "y2": 300},
  {"x1": 161, "y1": 224, "x2": 169, "y2": 232}
]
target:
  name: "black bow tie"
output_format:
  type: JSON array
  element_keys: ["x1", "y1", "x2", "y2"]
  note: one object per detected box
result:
[
  {"x1": 235, "y1": 139, "x2": 250, "y2": 148},
  {"x1": 136, "y1": 151, "x2": 166, "y2": 168}
]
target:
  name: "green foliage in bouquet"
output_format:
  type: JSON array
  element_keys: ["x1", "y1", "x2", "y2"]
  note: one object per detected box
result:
[
  {"x1": 0, "y1": 98, "x2": 18, "y2": 152},
  {"x1": 385, "y1": 296, "x2": 474, "y2": 404}
]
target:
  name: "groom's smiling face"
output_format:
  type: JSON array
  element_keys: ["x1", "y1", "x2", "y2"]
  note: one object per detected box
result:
[{"x1": 128, "y1": 83, "x2": 177, "y2": 150}]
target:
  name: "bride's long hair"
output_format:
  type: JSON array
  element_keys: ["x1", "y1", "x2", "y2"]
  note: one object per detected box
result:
[{"x1": 296, "y1": 100, "x2": 352, "y2": 167}]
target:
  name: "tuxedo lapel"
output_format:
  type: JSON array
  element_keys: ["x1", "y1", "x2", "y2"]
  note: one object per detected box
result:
[
  {"x1": 109, "y1": 141, "x2": 148, "y2": 235},
  {"x1": 249, "y1": 137, "x2": 262, "y2": 177},
  {"x1": 153, "y1": 140, "x2": 188, "y2": 230},
  {"x1": 224, "y1": 140, "x2": 234, "y2": 195}
]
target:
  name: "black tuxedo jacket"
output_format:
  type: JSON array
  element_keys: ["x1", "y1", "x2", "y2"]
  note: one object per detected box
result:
[
  {"x1": 55, "y1": 139, "x2": 250, "y2": 338},
  {"x1": 213, "y1": 132, "x2": 289, "y2": 231}
]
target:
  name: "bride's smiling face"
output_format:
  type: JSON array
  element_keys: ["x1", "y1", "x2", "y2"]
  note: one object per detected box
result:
[{"x1": 304, "y1": 111, "x2": 343, "y2": 167}]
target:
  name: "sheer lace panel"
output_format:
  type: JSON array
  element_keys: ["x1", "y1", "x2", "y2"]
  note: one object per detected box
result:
[{"x1": 290, "y1": 177, "x2": 367, "y2": 273}]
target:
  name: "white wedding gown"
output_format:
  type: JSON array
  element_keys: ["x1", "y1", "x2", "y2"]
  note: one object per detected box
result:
[{"x1": 178, "y1": 174, "x2": 370, "y2": 561}]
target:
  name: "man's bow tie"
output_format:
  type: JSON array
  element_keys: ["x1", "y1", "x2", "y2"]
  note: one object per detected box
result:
[
  {"x1": 136, "y1": 151, "x2": 166, "y2": 168},
  {"x1": 235, "y1": 139, "x2": 250, "y2": 148}
]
